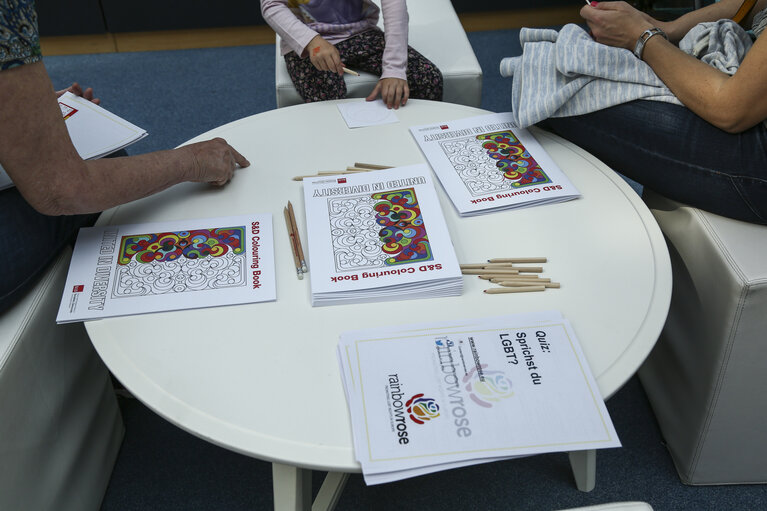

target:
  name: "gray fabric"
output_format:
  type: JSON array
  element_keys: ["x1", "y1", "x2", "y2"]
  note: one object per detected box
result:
[
  {"x1": 499, "y1": 21, "x2": 753, "y2": 128},
  {"x1": 752, "y1": 7, "x2": 767, "y2": 37},
  {"x1": 683, "y1": 19, "x2": 753, "y2": 72}
]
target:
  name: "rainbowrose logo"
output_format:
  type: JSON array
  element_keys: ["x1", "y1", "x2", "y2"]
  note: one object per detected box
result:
[
  {"x1": 405, "y1": 394, "x2": 440, "y2": 424},
  {"x1": 463, "y1": 365, "x2": 514, "y2": 408}
]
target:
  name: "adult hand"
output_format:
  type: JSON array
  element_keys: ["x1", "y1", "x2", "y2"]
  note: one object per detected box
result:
[
  {"x1": 55, "y1": 82, "x2": 100, "y2": 105},
  {"x1": 366, "y1": 77, "x2": 409, "y2": 109},
  {"x1": 581, "y1": 1, "x2": 656, "y2": 50},
  {"x1": 186, "y1": 137, "x2": 250, "y2": 186},
  {"x1": 307, "y1": 35, "x2": 344, "y2": 74}
]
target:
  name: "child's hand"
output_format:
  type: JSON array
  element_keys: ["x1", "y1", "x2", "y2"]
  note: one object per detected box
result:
[
  {"x1": 366, "y1": 78, "x2": 409, "y2": 109},
  {"x1": 307, "y1": 35, "x2": 344, "y2": 75}
]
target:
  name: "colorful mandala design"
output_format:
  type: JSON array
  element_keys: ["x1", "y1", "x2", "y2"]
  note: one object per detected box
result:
[
  {"x1": 406, "y1": 393, "x2": 440, "y2": 424},
  {"x1": 477, "y1": 130, "x2": 551, "y2": 188},
  {"x1": 371, "y1": 188, "x2": 433, "y2": 266},
  {"x1": 118, "y1": 227, "x2": 245, "y2": 265},
  {"x1": 463, "y1": 365, "x2": 514, "y2": 408}
]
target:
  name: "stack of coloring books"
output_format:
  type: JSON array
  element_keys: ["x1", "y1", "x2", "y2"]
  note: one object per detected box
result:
[
  {"x1": 302, "y1": 164, "x2": 463, "y2": 306},
  {"x1": 410, "y1": 112, "x2": 580, "y2": 216}
]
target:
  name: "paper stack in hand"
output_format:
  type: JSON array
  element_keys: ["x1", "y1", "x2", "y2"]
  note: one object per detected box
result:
[
  {"x1": 0, "y1": 91, "x2": 147, "y2": 190},
  {"x1": 410, "y1": 112, "x2": 580, "y2": 216},
  {"x1": 337, "y1": 311, "x2": 621, "y2": 485},
  {"x1": 302, "y1": 164, "x2": 462, "y2": 306}
]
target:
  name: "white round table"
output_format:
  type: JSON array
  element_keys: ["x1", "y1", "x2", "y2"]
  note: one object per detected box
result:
[{"x1": 87, "y1": 100, "x2": 671, "y2": 510}]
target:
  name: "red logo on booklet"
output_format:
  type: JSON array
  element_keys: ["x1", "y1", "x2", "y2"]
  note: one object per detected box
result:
[
  {"x1": 337, "y1": 178, "x2": 347, "y2": 183},
  {"x1": 73, "y1": 285, "x2": 84, "y2": 293},
  {"x1": 59, "y1": 102, "x2": 79, "y2": 121},
  {"x1": 440, "y1": 125, "x2": 449, "y2": 130}
]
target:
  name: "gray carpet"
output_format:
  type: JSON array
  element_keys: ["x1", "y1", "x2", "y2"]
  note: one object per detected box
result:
[{"x1": 42, "y1": 30, "x2": 766, "y2": 510}]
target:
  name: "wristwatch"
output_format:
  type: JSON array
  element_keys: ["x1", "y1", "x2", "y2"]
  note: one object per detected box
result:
[{"x1": 633, "y1": 27, "x2": 668, "y2": 60}]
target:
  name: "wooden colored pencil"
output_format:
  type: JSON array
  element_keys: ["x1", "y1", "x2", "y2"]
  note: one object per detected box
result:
[
  {"x1": 490, "y1": 277, "x2": 550, "y2": 283},
  {"x1": 317, "y1": 170, "x2": 366, "y2": 175},
  {"x1": 511, "y1": 266, "x2": 544, "y2": 273},
  {"x1": 478, "y1": 274, "x2": 533, "y2": 280},
  {"x1": 484, "y1": 286, "x2": 546, "y2": 294},
  {"x1": 287, "y1": 201, "x2": 307, "y2": 273},
  {"x1": 487, "y1": 257, "x2": 547, "y2": 263},
  {"x1": 496, "y1": 281, "x2": 560, "y2": 289},
  {"x1": 460, "y1": 263, "x2": 515, "y2": 269},
  {"x1": 354, "y1": 162, "x2": 393, "y2": 170},
  {"x1": 461, "y1": 268, "x2": 519, "y2": 275},
  {"x1": 283, "y1": 207, "x2": 303, "y2": 280}
]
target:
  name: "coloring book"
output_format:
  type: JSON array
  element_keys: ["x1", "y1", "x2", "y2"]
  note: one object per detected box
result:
[
  {"x1": 302, "y1": 164, "x2": 462, "y2": 306},
  {"x1": 57, "y1": 213, "x2": 275, "y2": 323},
  {"x1": 410, "y1": 112, "x2": 580, "y2": 216}
]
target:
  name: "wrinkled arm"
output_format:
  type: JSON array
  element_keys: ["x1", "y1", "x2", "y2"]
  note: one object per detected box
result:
[{"x1": 0, "y1": 62, "x2": 248, "y2": 215}]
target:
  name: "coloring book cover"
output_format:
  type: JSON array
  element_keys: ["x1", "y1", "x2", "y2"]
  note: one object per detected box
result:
[
  {"x1": 410, "y1": 112, "x2": 580, "y2": 215},
  {"x1": 57, "y1": 213, "x2": 275, "y2": 323},
  {"x1": 302, "y1": 164, "x2": 461, "y2": 304}
]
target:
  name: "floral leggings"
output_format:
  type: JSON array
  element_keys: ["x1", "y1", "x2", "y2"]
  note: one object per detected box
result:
[{"x1": 284, "y1": 28, "x2": 443, "y2": 103}]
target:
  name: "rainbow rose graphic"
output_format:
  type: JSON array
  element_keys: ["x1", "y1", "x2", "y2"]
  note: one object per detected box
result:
[
  {"x1": 405, "y1": 394, "x2": 440, "y2": 424},
  {"x1": 463, "y1": 365, "x2": 514, "y2": 408}
]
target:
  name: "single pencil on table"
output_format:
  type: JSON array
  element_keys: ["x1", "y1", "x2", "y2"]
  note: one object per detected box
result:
[
  {"x1": 287, "y1": 201, "x2": 308, "y2": 273},
  {"x1": 283, "y1": 207, "x2": 303, "y2": 280}
]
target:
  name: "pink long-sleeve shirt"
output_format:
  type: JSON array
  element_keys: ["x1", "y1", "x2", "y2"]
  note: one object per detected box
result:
[{"x1": 261, "y1": 0, "x2": 409, "y2": 81}]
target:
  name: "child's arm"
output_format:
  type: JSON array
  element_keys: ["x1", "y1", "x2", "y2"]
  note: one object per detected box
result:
[
  {"x1": 260, "y1": 0, "x2": 320, "y2": 58},
  {"x1": 367, "y1": 0, "x2": 409, "y2": 108},
  {"x1": 379, "y1": 0, "x2": 408, "y2": 81}
]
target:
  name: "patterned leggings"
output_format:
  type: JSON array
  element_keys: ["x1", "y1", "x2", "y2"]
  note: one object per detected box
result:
[{"x1": 284, "y1": 28, "x2": 443, "y2": 103}]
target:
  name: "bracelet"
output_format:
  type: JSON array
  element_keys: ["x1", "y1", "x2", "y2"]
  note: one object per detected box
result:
[{"x1": 633, "y1": 27, "x2": 668, "y2": 60}]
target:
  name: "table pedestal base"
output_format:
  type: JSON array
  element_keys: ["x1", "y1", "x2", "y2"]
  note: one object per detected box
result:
[{"x1": 272, "y1": 463, "x2": 349, "y2": 511}]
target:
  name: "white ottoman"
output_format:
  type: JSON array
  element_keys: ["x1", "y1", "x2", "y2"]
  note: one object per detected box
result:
[
  {"x1": 639, "y1": 189, "x2": 767, "y2": 485},
  {"x1": 0, "y1": 247, "x2": 124, "y2": 510},
  {"x1": 274, "y1": 0, "x2": 483, "y2": 108}
]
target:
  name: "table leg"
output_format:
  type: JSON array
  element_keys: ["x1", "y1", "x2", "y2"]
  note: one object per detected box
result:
[
  {"x1": 272, "y1": 463, "x2": 312, "y2": 511},
  {"x1": 568, "y1": 449, "x2": 596, "y2": 492},
  {"x1": 312, "y1": 472, "x2": 350, "y2": 511}
]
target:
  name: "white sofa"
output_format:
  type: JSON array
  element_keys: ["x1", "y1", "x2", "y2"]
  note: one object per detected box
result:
[
  {"x1": 0, "y1": 247, "x2": 124, "y2": 510},
  {"x1": 274, "y1": 0, "x2": 483, "y2": 108},
  {"x1": 639, "y1": 189, "x2": 767, "y2": 485}
]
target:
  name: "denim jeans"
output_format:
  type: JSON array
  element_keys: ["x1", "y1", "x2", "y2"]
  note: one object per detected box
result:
[{"x1": 540, "y1": 100, "x2": 767, "y2": 225}]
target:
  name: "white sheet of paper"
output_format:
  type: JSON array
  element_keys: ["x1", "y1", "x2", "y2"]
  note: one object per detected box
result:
[
  {"x1": 56, "y1": 213, "x2": 276, "y2": 323},
  {"x1": 59, "y1": 91, "x2": 147, "y2": 159},
  {"x1": 338, "y1": 311, "x2": 620, "y2": 483},
  {"x1": 0, "y1": 92, "x2": 147, "y2": 191},
  {"x1": 337, "y1": 100, "x2": 399, "y2": 128}
]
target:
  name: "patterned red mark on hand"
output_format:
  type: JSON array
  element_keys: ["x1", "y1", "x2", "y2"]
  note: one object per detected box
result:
[{"x1": 312, "y1": 46, "x2": 320, "y2": 55}]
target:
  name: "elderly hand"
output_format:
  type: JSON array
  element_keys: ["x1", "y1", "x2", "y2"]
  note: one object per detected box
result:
[
  {"x1": 55, "y1": 82, "x2": 100, "y2": 105},
  {"x1": 185, "y1": 137, "x2": 250, "y2": 186},
  {"x1": 366, "y1": 77, "x2": 409, "y2": 109},
  {"x1": 581, "y1": 1, "x2": 657, "y2": 50}
]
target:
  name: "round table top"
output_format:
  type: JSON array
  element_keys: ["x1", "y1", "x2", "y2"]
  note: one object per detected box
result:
[{"x1": 87, "y1": 99, "x2": 671, "y2": 472}]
